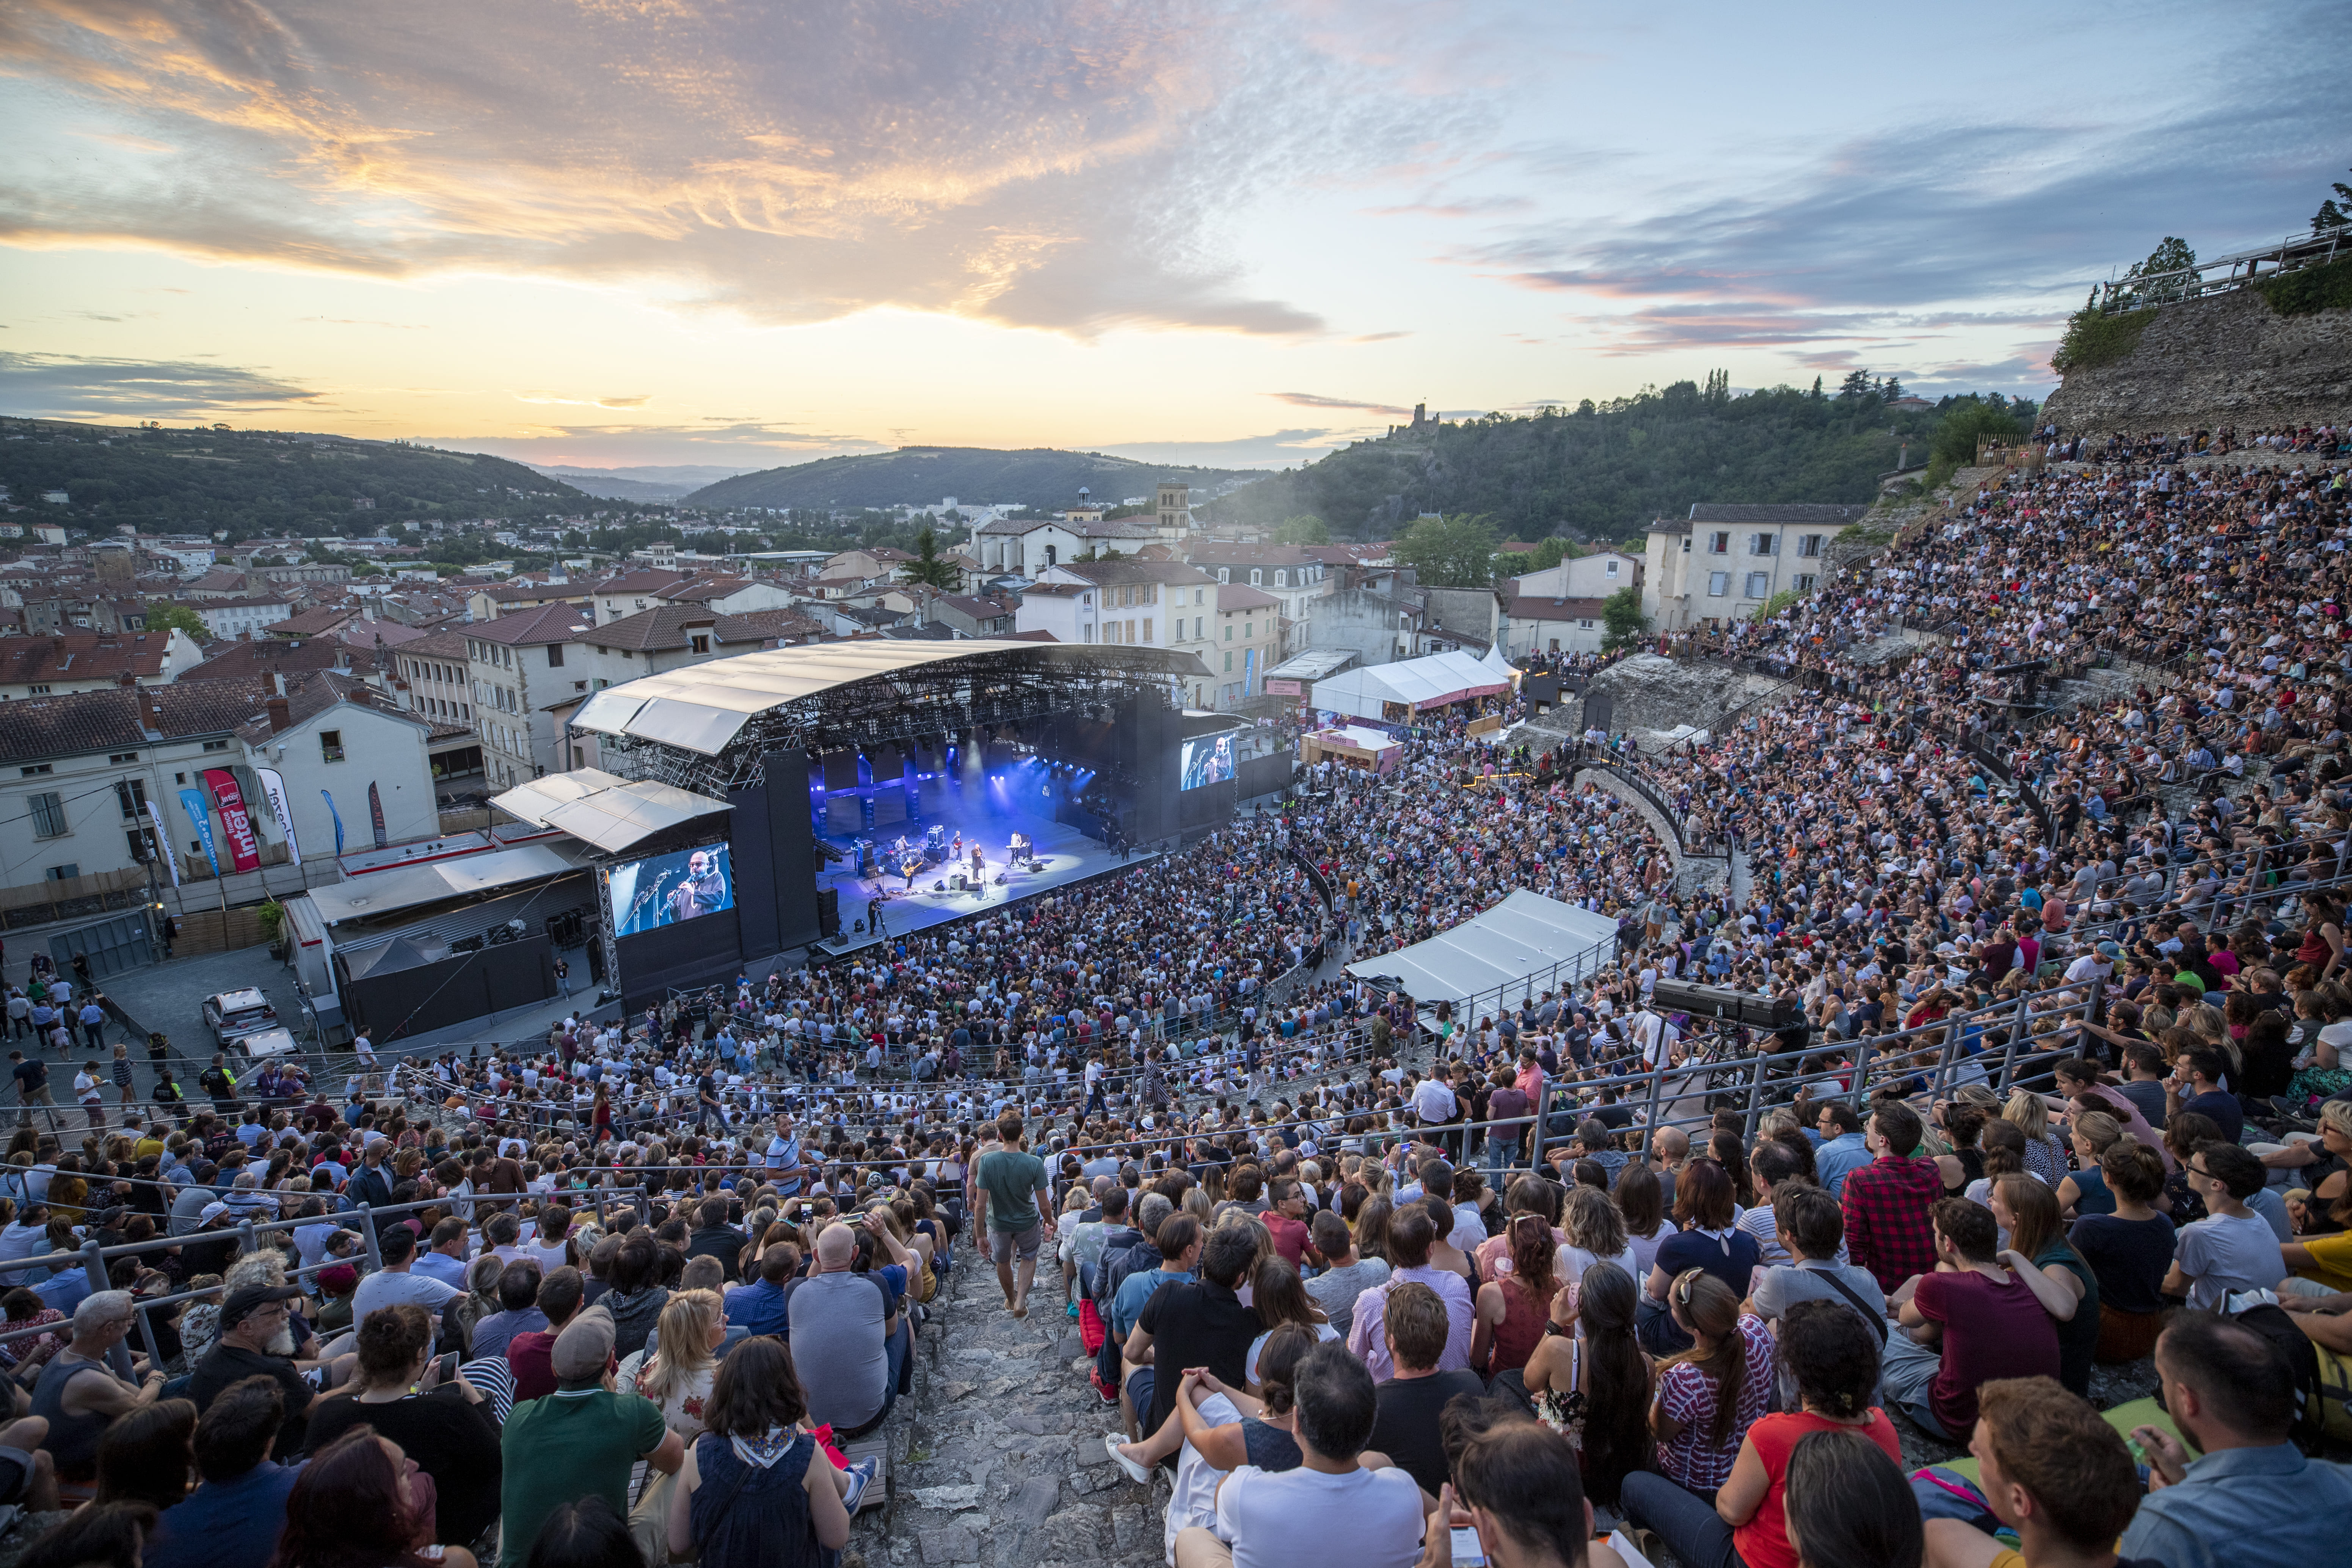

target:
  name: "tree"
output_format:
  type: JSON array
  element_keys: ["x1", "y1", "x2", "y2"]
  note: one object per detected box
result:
[
  {"x1": 1394, "y1": 513, "x2": 1498, "y2": 588},
  {"x1": 1836, "y1": 369, "x2": 1875, "y2": 402},
  {"x1": 1272, "y1": 514, "x2": 1330, "y2": 545},
  {"x1": 2121, "y1": 236, "x2": 2198, "y2": 303},
  {"x1": 1525, "y1": 537, "x2": 1569, "y2": 572},
  {"x1": 897, "y1": 526, "x2": 960, "y2": 591},
  {"x1": 2316, "y1": 169, "x2": 2352, "y2": 235},
  {"x1": 1880, "y1": 375, "x2": 1903, "y2": 402},
  {"x1": 144, "y1": 601, "x2": 208, "y2": 640},
  {"x1": 1599, "y1": 585, "x2": 1649, "y2": 652}
]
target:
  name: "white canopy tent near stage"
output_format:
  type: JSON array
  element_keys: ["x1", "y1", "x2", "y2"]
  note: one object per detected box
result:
[
  {"x1": 1310, "y1": 649, "x2": 1513, "y2": 722},
  {"x1": 1346, "y1": 889, "x2": 1619, "y2": 1017}
]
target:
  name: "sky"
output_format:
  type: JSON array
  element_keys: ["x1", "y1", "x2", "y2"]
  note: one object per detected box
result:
[{"x1": 2, "y1": 1, "x2": 2346, "y2": 476}]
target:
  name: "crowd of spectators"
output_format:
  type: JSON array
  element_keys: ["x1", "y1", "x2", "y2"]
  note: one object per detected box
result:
[{"x1": 0, "y1": 433, "x2": 2349, "y2": 1568}]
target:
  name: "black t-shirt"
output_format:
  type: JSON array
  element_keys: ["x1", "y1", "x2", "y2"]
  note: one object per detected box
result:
[
  {"x1": 1368, "y1": 1369, "x2": 1487, "y2": 1497},
  {"x1": 12, "y1": 1059, "x2": 44, "y2": 1094},
  {"x1": 1591, "y1": 1103, "x2": 1636, "y2": 1130},
  {"x1": 1136, "y1": 1279, "x2": 1257, "y2": 1438},
  {"x1": 190, "y1": 1343, "x2": 311, "y2": 1456},
  {"x1": 304, "y1": 1385, "x2": 504, "y2": 1543}
]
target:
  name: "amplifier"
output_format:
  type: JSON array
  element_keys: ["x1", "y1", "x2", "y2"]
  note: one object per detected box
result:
[{"x1": 1648, "y1": 979, "x2": 1804, "y2": 1031}]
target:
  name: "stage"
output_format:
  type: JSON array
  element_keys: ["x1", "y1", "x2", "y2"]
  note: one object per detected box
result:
[{"x1": 813, "y1": 808, "x2": 1161, "y2": 952}]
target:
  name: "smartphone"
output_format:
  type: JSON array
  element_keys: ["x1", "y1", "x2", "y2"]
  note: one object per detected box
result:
[
  {"x1": 1449, "y1": 1527, "x2": 1486, "y2": 1568},
  {"x1": 435, "y1": 1352, "x2": 460, "y2": 1385}
]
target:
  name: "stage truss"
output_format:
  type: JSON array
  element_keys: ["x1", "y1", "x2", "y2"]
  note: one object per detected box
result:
[{"x1": 583, "y1": 644, "x2": 1204, "y2": 798}]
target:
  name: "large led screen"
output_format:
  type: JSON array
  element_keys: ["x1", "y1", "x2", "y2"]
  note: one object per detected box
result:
[
  {"x1": 1178, "y1": 734, "x2": 1235, "y2": 790},
  {"x1": 609, "y1": 843, "x2": 734, "y2": 936}
]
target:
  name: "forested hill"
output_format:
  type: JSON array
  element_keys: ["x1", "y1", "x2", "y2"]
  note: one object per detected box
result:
[
  {"x1": 1213, "y1": 381, "x2": 2038, "y2": 542},
  {"x1": 0, "y1": 419, "x2": 588, "y2": 538},
  {"x1": 685, "y1": 446, "x2": 1253, "y2": 510}
]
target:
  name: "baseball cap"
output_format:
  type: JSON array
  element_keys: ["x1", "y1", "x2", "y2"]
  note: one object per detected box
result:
[
  {"x1": 219, "y1": 1284, "x2": 302, "y2": 1330},
  {"x1": 198, "y1": 1201, "x2": 230, "y2": 1224},
  {"x1": 551, "y1": 1304, "x2": 617, "y2": 1379}
]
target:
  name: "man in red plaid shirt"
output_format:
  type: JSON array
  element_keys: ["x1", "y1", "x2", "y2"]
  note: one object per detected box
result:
[{"x1": 1839, "y1": 1101, "x2": 1944, "y2": 1292}]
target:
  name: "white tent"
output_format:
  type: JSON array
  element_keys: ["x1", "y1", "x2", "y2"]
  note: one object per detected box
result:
[
  {"x1": 1346, "y1": 889, "x2": 1619, "y2": 1014},
  {"x1": 1311, "y1": 650, "x2": 1512, "y2": 722},
  {"x1": 1481, "y1": 643, "x2": 1520, "y2": 683}
]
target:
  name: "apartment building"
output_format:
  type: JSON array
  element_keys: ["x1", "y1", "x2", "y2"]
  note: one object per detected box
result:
[
  {"x1": 465, "y1": 601, "x2": 593, "y2": 785},
  {"x1": 1180, "y1": 543, "x2": 1332, "y2": 658},
  {"x1": 1641, "y1": 502, "x2": 1870, "y2": 630}
]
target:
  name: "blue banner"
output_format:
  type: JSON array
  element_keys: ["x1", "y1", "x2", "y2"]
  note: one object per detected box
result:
[
  {"x1": 322, "y1": 789, "x2": 345, "y2": 856},
  {"x1": 177, "y1": 788, "x2": 221, "y2": 876}
]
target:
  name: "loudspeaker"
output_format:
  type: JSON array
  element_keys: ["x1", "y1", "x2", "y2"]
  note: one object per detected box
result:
[
  {"x1": 1648, "y1": 979, "x2": 1803, "y2": 1031},
  {"x1": 816, "y1": 887, "x2": 839, "y2": 938}
]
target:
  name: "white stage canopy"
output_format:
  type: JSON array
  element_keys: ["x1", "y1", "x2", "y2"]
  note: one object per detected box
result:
[
  {"x1": 1346, "y1": 889, "x2": 1619, "y2": 1012},
  {"x1": 1311, "y1": 650, "x2": 1511, "y2": 721}
]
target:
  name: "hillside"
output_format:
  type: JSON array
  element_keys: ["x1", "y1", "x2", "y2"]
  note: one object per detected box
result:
[
  {"x1": 0, "y1": 419, "x2": 590, "y2": 539},
  {"x1": 685, "y1": 446, "x2": 1254, "y2": 511},
  {"x1": 528, "y1": 463, "x2": 751, "y2": 504},
  {"x1": 2042, "y1": 262, "x2": 2352, "y2": 433},
  {"x1": 1211, "y1": 381, "x2": 2016, "y2": 541}
]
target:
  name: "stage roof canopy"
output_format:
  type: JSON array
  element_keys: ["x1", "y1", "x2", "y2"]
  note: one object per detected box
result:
[
  {"x1": 306, "y1": 843, "x2": 588, "y2": 925},
  {"x1": 490, "y1": 769, "x2": 731, "y2": 854},
  {"x1": 1345, "y1": 890, "x2": 1618, "y2": 1010},
  {"x1": 570, "y1": 639, "x2": 1207, "y2": 756},
  {"x1": 1311, "y1": 650, "x2": 1511, "y2": 720}
]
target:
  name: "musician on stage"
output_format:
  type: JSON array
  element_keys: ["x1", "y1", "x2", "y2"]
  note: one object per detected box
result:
[
  {"x1": 970, "y1": 843, "x2": 985, "y2": 884},
  {"x1": 901, "y1": 854, "x2": 922, "y2": 890}
]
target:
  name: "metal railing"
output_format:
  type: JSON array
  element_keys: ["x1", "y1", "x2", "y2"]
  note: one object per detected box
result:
[{"x1": 2089, "y1": 227, "x2": 2350, "y2": 316}]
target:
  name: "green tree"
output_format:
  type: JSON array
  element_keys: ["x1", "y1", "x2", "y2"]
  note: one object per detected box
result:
[
  {"x1": 144, "y1": 600, "x2": 208, "y2": 640},
  {"x1": 897, "y1": 526, "x2": 960, "y2": 591},
  {"x1": 1921, "y1": 398, "x2": 2024, "y2": 489},
  {"x1": 1525, "y1": 537, "x2": 1569, "y2": 572},
  {"x1": 1599, "y1": 584, "x2": 1649, "y2": 652},
  {"x1": 2122, "y1": 236, "x2": 2198, "y2": 303},
  {"x1": 1272, "y1": 514, "x2": 1330, "y2": 545},
  {"x1": 1836, "y1": 369, "x2": 1875, "y2": 402},
  {"x1": 1395, "y1": 513, "x2": 1498, "y2": 588}
]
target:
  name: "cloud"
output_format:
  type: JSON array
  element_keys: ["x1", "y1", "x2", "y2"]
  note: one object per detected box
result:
[
  {"x1": 0, "y1": 1, "x2": 1465, "y2": 339},
  {"x1": 0, "y1": 350, "x2": 320, "y2": 419},
  {"x1": 298, "y1": 316, "x2": 427, "y2": 329},
  {"x1": 1268, "y1": 391, "x2": 1413, "y2": 416},
  {"x1": 440, "y1": 420, "x2": 890, "y2": 468},
  {"x1": 1350, "y1": 331, "x2": 1412, "y2": 343}
]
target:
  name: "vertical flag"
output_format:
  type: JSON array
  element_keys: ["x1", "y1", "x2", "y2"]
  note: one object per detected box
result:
[
  {"x1": 201, "y1": 768, "x2": 262, "y2": 873},
  {"x1": 321, "y1": 790, "x2": 345, "y2": 856},
  {"x1": 367, "y1": 781, "x2": 388, "y2": 849},
  {"x1": 254, "y1": 767, "x2": 301, "y2": 866},
  {"x1": 144, "y1": 800, "x2": 181, "y2": 887},
  {"x1": 177, "y1": 789, "x2": 221, "y2": 876}
]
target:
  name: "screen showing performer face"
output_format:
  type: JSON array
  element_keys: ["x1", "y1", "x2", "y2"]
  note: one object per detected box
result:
[
  {"x1": 610, "y1": 844, "x2": 735, "y2": 936},
  {"x1": 1178, "y1": 734, "x2": 1236, "y2": 789}
]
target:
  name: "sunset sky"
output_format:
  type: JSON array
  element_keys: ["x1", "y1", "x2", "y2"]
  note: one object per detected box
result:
[{"x1": 2, "y1": 1, "x2": 2346, "y2": 474}]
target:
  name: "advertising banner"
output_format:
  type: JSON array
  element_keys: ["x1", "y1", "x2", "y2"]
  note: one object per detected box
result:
[
  {"x1": 254, "y1": 767, "x2": 301, "y2": 866},
  {"x1": 322, "y1": 790, "x2": 345, "y2": 856},
  {"x1": 177, "y1": 789, "x2": 221, "y2": 876},
  {"x1": 367, "y1": 782, "x2": 388, "y2": 849},
  {"x1": 145, "y1": 800, "x2": 181, "y2": 886},
  {"x1": 202, "y1": 768, "x2": 262, "y2": 873}
]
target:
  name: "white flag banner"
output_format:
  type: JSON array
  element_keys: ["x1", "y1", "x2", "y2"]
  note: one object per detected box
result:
[
  {"x1": 144, "y1": 800, "x2": 181, "y2": 886},
  {"x1": 254, "y1": 766, "x2": 302, "y2": 866}
]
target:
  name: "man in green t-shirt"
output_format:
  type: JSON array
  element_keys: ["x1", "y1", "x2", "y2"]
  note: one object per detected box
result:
[
  {"x1": 972, "y1": 1112, "x2": 1053, "y2": 1319},
  {"x1": 497, "y1": 1304, "x2": 683, "y2": 1568}
]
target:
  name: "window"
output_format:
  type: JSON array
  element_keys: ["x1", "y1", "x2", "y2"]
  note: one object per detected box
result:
[
  {"x1": 1081, "y1": 624, "x2": 1094, "y2": 643},
  {"x1": 1224, "y1": 624, "x2": 1233, "y2": 640},
  {"x1": 1249, "y1": 569, "x2": 1262, "y2": 585},
  {"x1": 1224, "y1": 651, "x2": 1233, "y2": 672},
  {"x1": 201, "y1": 739, "x2": 229, "y2": 753},
  {"x1": 1081, "y1": 593, "x2": 1092, "y2": 607},
  {"x1": 28, "y1": 791, "x2": 66, "y2": 838},
  {"x1": 1142, "y1": 618, "x2": 1153, "y2": 642},
  {"x1": 1217, "y1": 568, "x2": 1230, "y2": 583},
  {"x1": 1578, "y1": 619, "x2": 1595, "y2": 629},
  {"x1": 43, "y1": 864, "x2": 78, "y2": 882},
  {"x1": 1706, "y1": 572, "x2": 1729, "y2": 597},
  {"x1": 1708, "y1": 532, "x2": 1729, "y2": 554},
  {"x1": 547, "y1": 644, "x2": 564, "y2": 667},
  {"x1": 1274, "y1": 570, "x2": 1286, "y2": 587},
  {"x1": 1793, "y1": 573, "x2": 1818, "y2": 592},
  {"x1": 1194, "y1": 589, "x2": 1205, "y2": 605},
  {"x1": 1245, "y1": 622, "x2": 1254, "y2": 639},
  {"x1": 19, "y1": 765, "x2": 50, "y2": 777},
  {"x1": 25, "y1": 685, "x2": 50, "y2": 696},
  {"x1": 689, "y1": 634, "x2": 710, "y2": 654},
  {"x1": 115, "y1": 779, "x2": 146, "y2": 820},
  {"x1": 1745, "y1": 572, "x2": 1770, "y2": 599},
  {"x1": 1749, "y1": 533, "x2": 1778, "y2": 556},
  {"x1": 1798, "y1": 534, "x2": 1824, "y2": 558},
  {"x1": 126, "y1": 831, "x2": 152, "y2": 863},
  {"x1": 1194, "y1": 617, "x2": 1204, "y2": 639},
  {"x1": 108, "y1": 751, "x2": 138, "y2": 764},
  {"x1": 320, "y1": 729, "x2": 345, "y2": 762}
]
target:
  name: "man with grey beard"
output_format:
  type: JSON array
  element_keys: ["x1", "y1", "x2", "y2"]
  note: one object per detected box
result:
[{"x1": 188, "y1": 1284, "x2": 317, "y2": 1459}]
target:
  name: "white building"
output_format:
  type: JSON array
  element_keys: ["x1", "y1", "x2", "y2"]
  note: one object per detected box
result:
[
  {"x1": 1506, "y1": 549, "x2": 1641, "y2": 601},
  {"x1": 196, "y1": 596, "x2": 295, "y2": 641},
  {"x1": 1641, "y1": 503, "x2": 1870, "y2": 630}
]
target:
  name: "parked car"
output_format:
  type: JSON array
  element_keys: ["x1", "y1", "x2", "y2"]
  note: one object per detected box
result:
[
  {"x1": 202, "y1": 987, "x2": 278, "y2": 1045},
  {"x1": 237, "y1": 1026, "x2": 300, "y2": 1061}
]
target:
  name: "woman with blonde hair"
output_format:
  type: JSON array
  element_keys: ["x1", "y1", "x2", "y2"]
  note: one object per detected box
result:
[
  {"x1": 2055, "y1": 1112, "x2": 2126, "y2": 1217},
  {"x1": 632, "y1": 1287, "x2": 725, "y2": 1444},
  {"x1": 2002, "y1": 1091, "x2": 2068, "y2": 1186}
]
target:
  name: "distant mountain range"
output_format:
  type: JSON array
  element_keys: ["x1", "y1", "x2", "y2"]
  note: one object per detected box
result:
[
  {"x1": 684, "y1": 446, "x2": 1257, "y2": 511},
  {"x1": 525, "y1": 463, "x2": 755, "y2": 503}
]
